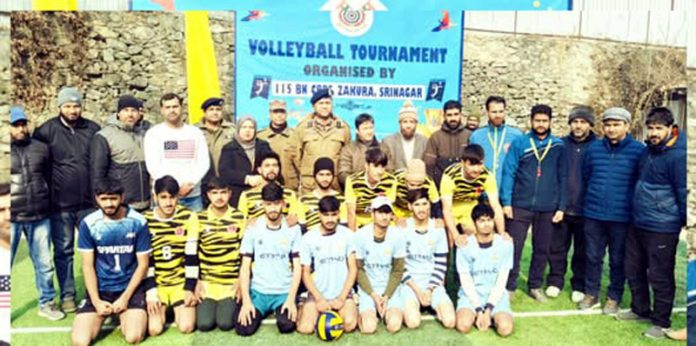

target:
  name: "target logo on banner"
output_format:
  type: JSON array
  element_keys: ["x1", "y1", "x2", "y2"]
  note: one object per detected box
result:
[{"x1": 320, "y1": 0, "x2": 387, "y2": 37}]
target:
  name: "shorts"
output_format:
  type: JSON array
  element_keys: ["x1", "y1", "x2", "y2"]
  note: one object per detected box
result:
[
  {"x1": 77, "y1": 285, "x2": 146, "y2": 314},
  {"x1": 202, "y1": 281, "x2": 236, "y2": 301},
  {"x1": 250, "y1": 289, "x2": 288, "y2": 316},
  {"x1": 358, "y1": 286, "x2": 403, "y2": 314},
  {"x1": 400, "y1": 283, "x2": 452, "y2": 309},
  {"x1": 158, "y1": 284, "x2": 187, "y2": 307},
  {"x1": 456, "y1": 289, "x2": 511, "y2": 316}
]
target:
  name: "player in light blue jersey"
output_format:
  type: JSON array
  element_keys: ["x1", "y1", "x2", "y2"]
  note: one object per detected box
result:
[
  {"x1": 355, "y1": 196, "x2": 406, "y2": 334},
  {"x1": 297, "y1": 195, "x2": 358, "y2": 334},
  {"x1": 455, "y1": 203, "x2": 514, "y2": 337},
  {"x1": 399, "y1": 188, "x2": 455, "y2": 329},
  {"x1": 235, "y1": 182, "x2": 302, "y2": 336},
  {"x1": 72, "y1": 179, "x2": 151, "y2": 346}
]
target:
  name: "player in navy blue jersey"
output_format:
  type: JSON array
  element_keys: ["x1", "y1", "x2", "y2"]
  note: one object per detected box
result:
[{"x1": 71, "y1": 179, "x2": 151, "y2": 346}]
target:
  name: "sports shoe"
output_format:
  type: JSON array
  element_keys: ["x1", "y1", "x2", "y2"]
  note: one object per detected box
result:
[
  {"x1": 615, "y1": 310, "x2": 650, "y2": 322},
  {"x1": 602, "y1": 299, "x2": 619, "y2": 315},
  {"x1": 643, "y1": 325, "x2": 670, "y2": 339},
  {"x1": 571, "y1": 290, "x2": 585, "y2": 303},
  {"x1": 61, "y1": 299, "x2": 77, "y2": 313},
  {"x1": 528, "y1": 289, "x2": 547, "y2": 303},
  {"x1": 38, "y1": 302, "x2": 66, "y2": 321},
  {"x1": 545, "y1": 286, "x2": 560, "y2": 298},
  {"x1": 577, "y1": 295, "x2": 600, "y2": 310}
]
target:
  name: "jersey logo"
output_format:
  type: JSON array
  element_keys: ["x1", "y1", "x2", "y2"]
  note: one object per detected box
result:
[
  {"x1": 175, "y1": 226, "x2": 185, "y2": 236},
  {"x1": 126, "y1": 232, "x2": 136, "y2": 239},
  {"x1": 227, "y1": 225, "x2": 239, "y2": 234}
]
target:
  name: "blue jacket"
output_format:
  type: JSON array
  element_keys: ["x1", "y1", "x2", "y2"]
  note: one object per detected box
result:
[
  {"x1": 632, "y1": 129, "x2": 686, "y2": 233},
  {"x1": 562, "y1": 132, "x2": 597, "y2": 217},
  {"x1": 470, "y1": 123, "x2": 523, "y2": 188},
  {"x1": 501, "y1": 132, "x2": 567, "y2": 213},
  {"x1": 582, "y1": 135, "x2": 645, "y2": 223}
]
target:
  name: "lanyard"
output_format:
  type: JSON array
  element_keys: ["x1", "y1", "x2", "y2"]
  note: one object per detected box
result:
[
  {"x1": 487, "y1": 126, "x2": 507, "y2": 174},
  {"x1": 529, "y1": 137, "x2": 552, "y2": 177}
]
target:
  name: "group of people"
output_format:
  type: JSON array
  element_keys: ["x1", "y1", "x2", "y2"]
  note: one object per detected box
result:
[{"x1": 8, "y1": 86, "x2": 685, "y2": 344}]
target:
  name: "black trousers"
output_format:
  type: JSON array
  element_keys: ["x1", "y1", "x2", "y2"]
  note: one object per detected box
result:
[
  {"x1": 232, "y1": 304, "x2": 296, "y2": 336},
  {"x1": 505, "y1": 208, "x2": 556, "y2": 291},
  {"x1": 196, "y1": 298, "x2": 237, "y2": 332},
  {"x1": 547, "y1": 215, "x2": 586, "y2": 291},
  {"x1": 625, "y1": 227, "x2": 679, "y2": 328}
]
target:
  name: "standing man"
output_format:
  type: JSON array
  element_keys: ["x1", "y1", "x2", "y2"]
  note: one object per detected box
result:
[
  {"x1": 34, "y1": 86, "x2": 101, "y2": 313},
  {"x1": 501, "y1": 104, "x2": 567, "y2": 302},
  {"x1": 578, "y1": 107, "x2": 645, "y2": 314},
  {"x1": 617, "y1": 107, "x2": 686, "y2": 339},
  {"x1": 382, "y1": 100, "x2": 428, "y2": 171},
  {"x1": 546, "y1": 106, "x2": 596, "y2": 302},
  {"x1": 465, "y1": 113, "x2": 480, "y2": 132},
  {"x1": 345, "y1": 148, "x2": 398, "y2": 231},
  {"x1": 71, "y1": 179, "x2": 150, "y2": 346},
  {"x1": 91, "y1": 95, "x2": 151, "y2": 212},
  {"x1": 338, "y1": 113, "x2": 392, "y2": 186},
  {"x1": 423, "y1": 100, "x2": 471, "y2": 186},
  {"x1": 144, "y1": 93, "x2": 210, "y2": 212},
  {"x1": 258, "y1": 99, "x2": 299, "y2": 190},
  {"x1": 298, "y1": 158, "x2": 347, "y2": 232},
  {"x1": 196, "y1": 97, "x2": 234, "y2": 177},
  {"x1": 296, "y1": 196, "x2": 358, "y2": 334},
  {"x1": 289, "y1": 89, "x2": 351, "y2": 194},
  {"x1": 470, "y1": 96, "x2": 523, "y2": 188},
  {"x1": 9, "y1": 107, "x2": 63, "y2": 320},
  {"x1": 234, "y1": 183, "x2": 302, "y2": 336}
]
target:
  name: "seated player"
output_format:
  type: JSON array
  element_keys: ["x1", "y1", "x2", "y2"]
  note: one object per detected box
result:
[
  {"x1": 298, "y1": 158, "x2": 347, "y2": 233},
  {"x1": 345, "y1": 148, "x2": 397, "y2": 231},
  {"x1": 237, "y1": 151, "x2": 300, "y2": 221},
  {"x1": 72, "y1": 179, "x2": 150, "y2": 346},
  {"x1": 392, "y1": 159, "x2": 442, "y2": 220},
  {"x1": 143, "y1": 175, "x2": 200, "y2": 335},
  {"x1": 455, "y1": 203, "x2": 514, "y2": 337},
  {"x1": 399, "y1": 188, "x2": 455, "y2": 329},
  {"x1": 297, "y1": 196, "x2": 358, "y2": 334},
  {"x1": 195, "y1": 177, "x2": 246, "y2": 332},
  {"x1": 234, "y1": 182, "x2": 302, "y2": 336},
  {"x1": 354, "y1": 196, "x2": 405, "y2": 334}
]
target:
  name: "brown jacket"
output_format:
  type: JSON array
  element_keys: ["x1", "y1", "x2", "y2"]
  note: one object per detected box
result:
[
  {"x1": 423, "y1": 124, "x2": 471, "y2": 185},
  {"x1": 338, "y1": 139, "x2": 393, "y2": 186},
  {"x1": 197, "y1": 120, "x2": 234, "y2": 176},
  {"x1": 257, "y1": 125, "x2": 299, "y2": 190}
]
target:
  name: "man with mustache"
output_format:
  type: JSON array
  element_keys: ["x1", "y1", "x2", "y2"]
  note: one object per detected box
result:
[
  {"x1": 423, "y1": 100, "x2": 472, "y2": 186},
  {"x1": 617, "y1": 107, "x2": 685, "y2": 339},
  {"x1": 501, "y1": 104, "x2": 567, "y2": 302}
]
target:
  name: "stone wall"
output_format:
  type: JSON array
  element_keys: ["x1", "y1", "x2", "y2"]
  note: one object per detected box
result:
[{"x1": 0, "y1": 14, "x2": 10, "y2": 182}]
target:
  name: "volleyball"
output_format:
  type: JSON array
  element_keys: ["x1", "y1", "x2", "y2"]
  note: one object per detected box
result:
[{"x1": 316, "y1": 310, "x2": 344, "y2": 341}]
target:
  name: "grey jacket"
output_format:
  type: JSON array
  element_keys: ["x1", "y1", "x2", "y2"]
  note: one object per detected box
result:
[{"x1": 382, "y1": 132, "x2": 428, "y2": 171}]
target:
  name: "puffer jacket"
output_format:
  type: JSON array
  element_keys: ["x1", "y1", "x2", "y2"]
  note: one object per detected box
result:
[
  {"x1": 582, "y1": 134, "x2": 645, "y2": 223},
  {"x1": 632, "y1": 128, "x2": 686, "y2": 233},
  {"x1": 90, "y1": 114, "x2": 151, "y2": 210},
  {"x1": 11, "y1": 138, "x2": 51, "y2": 222}
]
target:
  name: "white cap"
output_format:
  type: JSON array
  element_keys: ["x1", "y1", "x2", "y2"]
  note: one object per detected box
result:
[{"x1": 370, "y1": 195, "x2": 393, "y2": 212}]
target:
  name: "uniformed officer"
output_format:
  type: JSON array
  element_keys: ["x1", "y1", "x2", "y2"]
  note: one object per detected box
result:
[
  {"x1": 258, "y1": 100, "x2": 299, "y2": 190},
  {"x1": 197, "y1": 97, "x2": 234, "y2": 176},
  {"x1": 288, "y1": 89, "x2": 351, "y2": 195}
]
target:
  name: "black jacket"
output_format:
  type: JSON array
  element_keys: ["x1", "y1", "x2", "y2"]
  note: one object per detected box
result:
[
  {"x1": 33, "y1": 116, "x2": 101, "y2": 212},
  {"x1": 562, "y1": 132, "x2": 596, "y2": 216},
  {"x1": 91, "y1": 114, "x2": 151, "y2": 211},
  {"x1": 11, "y1": 138, "x2": 51, "y2": 222},
  {"x1": 218, "y1": 138, "x2": 273, "y2": 208}
]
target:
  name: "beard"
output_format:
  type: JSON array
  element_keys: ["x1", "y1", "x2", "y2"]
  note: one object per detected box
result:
[{"x1": 533, "y1": 127, "x2": 549, "y2": 136}]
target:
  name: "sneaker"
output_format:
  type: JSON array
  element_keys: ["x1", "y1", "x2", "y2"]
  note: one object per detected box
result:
[
  {"x1": 615, "y1": 310, "x2": 650, "y2": 322},
  {"x1": 38, "y1": 302, "x2": 66, "y2": 321},
  {"x1": 602, "y1": 299, "x2": 619, "y2": 315},
  {"x1": 529, "y1": 289, "x2": 547, "y2": 303},
  {"x1": 571, "y1": 291, "x2": 585, "y2": 303},
  {"x1": 61, "y1": 299, "x2": 77, "y2": 313},
  {"x1": 643, "y1": 325, "x2": 670, "y2": 339},
  {"x1": 545, "y1": 286, "x2": 560, "y2": 298},
  {"x1": 577, "y1": 295, "x2": 600, "y2": 310}
]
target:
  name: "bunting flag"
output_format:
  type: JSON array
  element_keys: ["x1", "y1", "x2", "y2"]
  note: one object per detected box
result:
[
  {"x1": 32, "y1": 0, "x2": 78, "y2": 11},
  {"x1": 184, "y1": 11, "x2": 221, "y2": 124}
]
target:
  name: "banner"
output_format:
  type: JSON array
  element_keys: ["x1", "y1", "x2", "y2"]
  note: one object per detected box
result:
[{"x1": 184, "y1": 12, "x2": 221, "y2": 125}]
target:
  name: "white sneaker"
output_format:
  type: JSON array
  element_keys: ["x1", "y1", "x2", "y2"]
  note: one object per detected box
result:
[
  {"x1": 571, "y1": 291, "x2": 585, "y2": 303},
  {"x1": 545, "y1": 286, "x2": 560, "y2": 298}
]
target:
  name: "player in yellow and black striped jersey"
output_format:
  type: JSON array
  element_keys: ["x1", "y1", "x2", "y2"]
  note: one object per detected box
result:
[
  {"x1": 345, "y1": 148, "x2": 397, "y2": 231},
  {"x1": 143, "y1": 175, "x2": 199, "y2": 336},
  {"x1": 195, "y1": 177, "x2": 247, "y2": 332},
  {"x1": 237, "y1": 151, "x2": 301, "y2": 220},
  {"x1": 392, "y1": 159, "x2": 442, "y2": 220},
  {"x1": 298, "y1": 157, "x2": 347, "y2": 233}
]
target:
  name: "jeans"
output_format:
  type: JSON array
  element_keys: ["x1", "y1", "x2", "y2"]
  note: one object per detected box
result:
[
  {"x1": 583, "y1": 218, "x2": 628, "y2": 302},
  {"x1": 50, "y1": 209, "x2": 91, "y2": 301},
  {"x1": 11, "y1": 219, "x2": 57, "y2": 306},
  {"x1": 179, "y1": 195, "x2": 203, "y2": 212}
]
